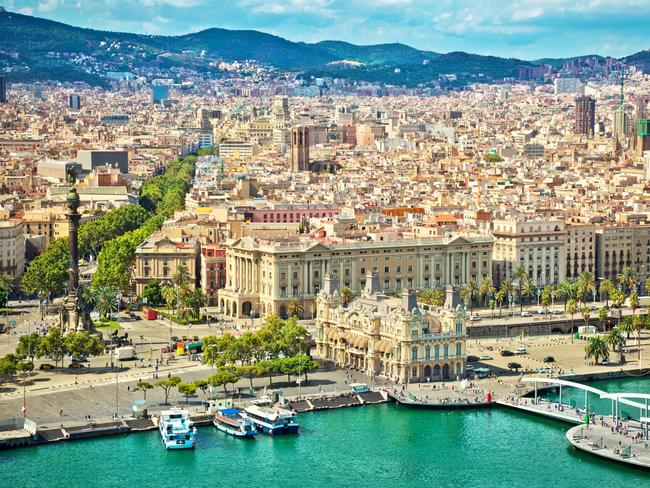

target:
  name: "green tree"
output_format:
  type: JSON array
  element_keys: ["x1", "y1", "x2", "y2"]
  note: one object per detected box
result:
[
  {"x1": 488, "y1": 299, "x2": 496, "y2": 319},
  {"x1": 155, "y1": 375, "x2": 182, "y2": 404},
  {"x1": 134, "y1": 380, "x2": 153, "y2": 400},
  {"x1": 208, "y1": 369, "x2": 240, "y2": 394},
  {"x1": 236, "y1": 364, "x2": 263, "y2": 390},
  {"x1": 577, "y1": 271, "x2": 596, "y2": 304},
  {"x1": 495, "y1": 287, "x2": 507, "y2": 317},
  {"x1": 340, "y1": 287, "x2": 353, "y2": 307},
  {"x1": 557, "y1": 280, "x2": 577, "y2": 310},
  {"x1": 617, "y1": 266, "x2": 638, "y2": 295},
  {"x1": 611, "y1": 289, "x2": 625, "y2": 309},
  {"x1": 291, "y1": 354, "x2": 320, "y2": 382},
  {"x1": 16, "y1": 333, "x2": 42, "y2": 363},
  {"x1": 21, "y1": 238, "x2": 69, "y2": 300},
  {"x1": 0, "y1": 274, "x2": 14, "y2": 307},
  {"x1": 142, "y1": 280, "x2": 163, "y2": 306},
  {"x1": 177, "y1": 382, "x2": 197, "y2": 404},
  {"x1": 567, "y1": 299, "x2": 578, "y2": 335},
  {"x1": 38, "y1": 327, "x2": 68, "y2": 368},
  {"x1": 633, "y1": 314, "x2": 643, "y2": 360},
  {"x1": 161, "y1": 285, "x2": 178, "y2": 315},
  {"x1": 193, "y1": 380, "x2": 210, "y2": 400},
  {"x1": 280, "y1": 317, "x2": 308, "y2": 357},
  {"x1": 604, "y1": 327, "x2": 624, "y2": 354},
  {"x1": 584, "y1": 336, "x2": 609, "y2": 365},
  {"x1": 460, "y1": 281, "x2": 478, "y2": 314},
  {"x1": 619, "y1": 316, "x2": 635, "y2": 341},
  {"x1": 64, "y1": 332, "x2": 103, "y2": 360}
]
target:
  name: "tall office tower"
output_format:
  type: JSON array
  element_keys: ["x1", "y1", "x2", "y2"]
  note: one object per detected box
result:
[
  {"x1": 31, "y1": 82, "x2": 42, "y2": 99},
  {"x1": 574, "y1": 96, "x2": 595, "y2": 137},
  {"x1": 0, "y1": 75, "x2": 6, "y2": 103},
  {"x1": 196, "y1": 107, "x2": 212, "y2": 129},
  {"x1": 290, "y1": 126, "x2": 310, "y2": 172},
  {"x1": 151, "y1": 84, "x2": 169, "y2": 104},
  {"x1": 69, "y1": 94, "x2": 81, "y2": 110}
]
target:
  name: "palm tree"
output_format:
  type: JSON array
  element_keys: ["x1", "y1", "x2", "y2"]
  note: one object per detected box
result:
[
  {"x1": 340, "y1": 287, "x2": 354, "y2": 307},
  {"x1": 629, "y1": 290, "x2": 639, "y2": 315},
  {"x1": 597, "y1": 306, "x2": 609, "y2": 331},
  {"x1": 567, "y1": 299, "x2": 578, "y2": 335},
  {"x1": 512, "y1": 266, "x2": 528, "y2": 313},
  {"x1": 521, "y1": 279, "x2": 535, "y2": 308},
  {"x1": 495, "y1": 289, "x2": 506, "y2": 317},
  {"x1": 488, "y1": 299, "x2": 496, "y2": 319},
  {"x1": 645, "y1": 276, "x2": 650, "y2": 296},
  {"x1": 172, "y1": 264, "x2": 191, "y2": 288},
  {"x1": 287, "y1": 298, "x2": 304, "y2": 319},
  {"x1": 577, "y1": 271, "x2": 596, "y2": 304},
  {"x1": 557, "y1": 280, "x2": 577, "y2": 310},
  {"x1": 611, "y1": 289, "x2": 625, "y2": 309},
  {"x1": 478, "y1": 276, "x2": 496, "y2": 308},
  {"x1": 581, "y1": 305, "x2": 591, "y2": 329},
  {"x1": 95, "y1": 286, "x2": 119, "y2": 319},
  {"x1": 460, "y1": 281, "x2": 478, "y2": 314},
  {"x1": 584, "y1": 336, "x2": 610, "y2": 365},
  {"x1": 497, "y1": 279, "x2": 512, "y2": 316},
  {"x1": 599, "y1": 279, "x2": 614, "y2": 307},
  {"x1": 617, "y1": 266, "x2": 638, "y2": 295},
  {"x1": 604, "y1": 328, "x2": 624, "y2": 354},
  {"x1": 161, "y1": 285, "x2": 178, "y2": 315},
  {"x1": 633, "y1": 314, "x2": 643, "y2": 361}
]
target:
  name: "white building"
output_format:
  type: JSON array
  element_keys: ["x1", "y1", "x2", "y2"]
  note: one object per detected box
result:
[
  {"x1": 0, "y1": 221, "x2": 25, "y2": 281},
  {"x1": 554, "y1": 78, "x2": 583, "y2": 95}
]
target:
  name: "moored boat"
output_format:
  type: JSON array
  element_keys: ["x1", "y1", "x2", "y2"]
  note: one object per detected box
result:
[
  {"x1": 158, "y1": 409, "x2": 197, "y2": 449},
  {"x1": 213, "y1": 408, "x2": 257, "y2": 438},
  {"x1": 244, "y1": 405, "x2": 299, "y2": 435}
]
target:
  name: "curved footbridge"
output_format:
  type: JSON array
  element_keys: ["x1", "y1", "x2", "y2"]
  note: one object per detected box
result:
[{"x1": 497, "y1": 378, "x2": 650, "y2": 470}]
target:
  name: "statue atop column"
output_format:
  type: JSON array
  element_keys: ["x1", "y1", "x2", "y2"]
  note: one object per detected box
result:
[{"x1": 60, "y1": 167, "x2": 93, "y2": 333}]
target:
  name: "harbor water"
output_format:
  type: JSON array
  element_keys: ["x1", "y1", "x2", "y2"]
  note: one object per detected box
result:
[{"x1": 3, "y1": 377, "x2": 650, "y2": 488}]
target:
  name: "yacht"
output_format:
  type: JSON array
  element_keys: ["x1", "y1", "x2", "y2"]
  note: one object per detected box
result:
[
  {"x1": 244, "y1": 405, "x2": 299, "y2": 435},
  {"x1": 159, "y1": 409, "x2": 197, "y2": 449},
  {"x1": 213, "y1": 408, "x2": 257, "y2": 438}
]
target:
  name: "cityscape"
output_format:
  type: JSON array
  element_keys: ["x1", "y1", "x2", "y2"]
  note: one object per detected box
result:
[{"x1": 1, "y1": 2, "x2": 650, "y2": 486}]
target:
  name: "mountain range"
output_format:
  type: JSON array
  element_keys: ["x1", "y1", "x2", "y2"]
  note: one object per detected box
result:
[{"x1": 0, "y1": 8, "x2": 648, "y2": 87}]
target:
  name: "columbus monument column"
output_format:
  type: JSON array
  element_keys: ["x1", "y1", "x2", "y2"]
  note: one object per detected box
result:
[{"x1": 63, "y1": 179, "x2": 82, "y2": 332}]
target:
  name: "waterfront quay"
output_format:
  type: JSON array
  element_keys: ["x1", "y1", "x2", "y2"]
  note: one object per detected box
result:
[{"x1": 568, "y1": 424, "x2": 650, "y2": 469}]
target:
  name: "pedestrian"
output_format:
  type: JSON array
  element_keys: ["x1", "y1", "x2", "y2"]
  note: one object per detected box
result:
[{"x1": 59, "y1": 408, "x2": 63, "y2": 416}]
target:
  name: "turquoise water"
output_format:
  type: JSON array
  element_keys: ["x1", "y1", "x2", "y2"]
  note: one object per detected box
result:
[{"x1": 3, "y1": 378, "x2": 650, "y2": 488}]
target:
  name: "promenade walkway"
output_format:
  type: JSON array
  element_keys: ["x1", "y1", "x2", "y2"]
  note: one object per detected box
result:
[
  {"x1": 496, "y1": 397, "x2": 591, "y2": 424},
  {"x1": 567, "y1": 424, "x2": 650, "y2": 470}
]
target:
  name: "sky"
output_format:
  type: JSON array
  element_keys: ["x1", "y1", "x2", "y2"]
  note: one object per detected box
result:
[{"x1": 4, "y1": 0, "x2": 650, "y2": 59}]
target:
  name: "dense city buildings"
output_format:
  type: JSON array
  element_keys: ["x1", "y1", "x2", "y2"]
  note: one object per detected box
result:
[{"x1": 574, "y1": 95, "x2": 596, "y2": 137}]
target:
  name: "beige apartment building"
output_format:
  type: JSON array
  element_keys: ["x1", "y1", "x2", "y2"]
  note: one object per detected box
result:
[
  {"x1": 315, "y1": 276, "x2": 467, "y2": 383},
  {"x1": 0, "y1": 221, "x2": 25, "y2": 281},
  {"x1": 133, "y1": 233, "x2": 199, "y2": 297},
  {"x1": 565, "y1": 223, "x2": 596, "y2": 279},
  {"x1": 492, "y1": 218, "x2": 566, "y2": 287},
  {"x1": 218, "y1": 234, "x2": 493, "y2": 319},
  {"x1": 595, "y1": 224, "x2": 650, "y2": 287}
]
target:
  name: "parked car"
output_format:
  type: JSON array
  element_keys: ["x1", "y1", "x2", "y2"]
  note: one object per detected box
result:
[
  {"x1": 467, "y1": 355, "x2": 480, "y2": 362},
  {"x1": 551, "y1": 309, "x2": 563, "y2": 315},
  {"x1": 521, "y1": 311, "x2": 533, "y2": 317},
  {"x1": 507, "y1": 362, "x2": 522, "y2": 370},
  {"x1": 543, "y1": 356, "x2": 555, "y2": 363},
  {"x1": 470, "y1": 315, "x2": 482, "y2": 322},
  {"x1": 515, "y1": 346, "x2": 528, "y2": 355},
  {"x1": 601, "y1": 359, "x2": 610, "y2": 365},
  {"x1": 466, "y1": 365, "x2": 475, "y2": 372},
  {"x1": 479, "y1": 355, "x2": 493, "y2": 360},
  {"x1": 537, "y1": 308, "x2": 549, "y2": 314},
  {"x1": 500, "y1": 350, "x2": 515, "y2": 357},
  {"x1": 68, "y1": 363, "x2": 85, "y2": 369},
  {"x1": 538, "y1": 367, "x2": 553, "y2": 374},
  {"x1": 39, "y1": 363, "x2": 56, "y2": 370}
]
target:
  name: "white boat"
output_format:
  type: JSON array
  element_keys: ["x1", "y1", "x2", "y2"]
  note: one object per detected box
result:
[
  {"x1": 213, "y1": 408, "x2": 257, "y2": 438},
  {"x1": 159, "y1": 409, "x2": 197, "y2": 449},
  {"x1": 244, "y1": 405, "x2": 299, "y2": 435}
]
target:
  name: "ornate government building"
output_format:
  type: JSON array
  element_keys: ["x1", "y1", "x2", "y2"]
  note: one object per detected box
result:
[{"x1": 315, "y1": 273, "x2": 467, "y2": 383}]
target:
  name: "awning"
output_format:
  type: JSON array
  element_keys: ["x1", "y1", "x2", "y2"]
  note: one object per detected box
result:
[
  {"x1": 382, "y1": 342, "x2": 394, "y2": 354},
  {"x1": 358, "y1": 337, "x2": 369, "y2": 349},
  {"x1": 374, "y1": 340, "x2": 385, "y2": 351}
]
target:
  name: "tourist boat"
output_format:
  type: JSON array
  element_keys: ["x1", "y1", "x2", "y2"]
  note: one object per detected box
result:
[
  {"x1": 158, "y1": 409, "x2": 197, "y2": 449},
  {"x1": 244, "y1": 405, "x2": 299, "y2": 435},
  {"x1": 213, "y1": 408, "x2": 257, "y2": 438}
]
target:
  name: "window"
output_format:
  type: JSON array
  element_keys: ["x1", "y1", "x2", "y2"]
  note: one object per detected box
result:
[
  {"x1": 384, "y1": 266, "x2": 390, "y2": 273},
  {"x1": 425, "y1": 346, "x2": 431, "y2": 359},
  {"x1": 456, "y1": 343, "x2": 462, "y2": 357},
  {"x1": 434, "y1": 345, "x2": 440, "y2": 359},
  {"x1": 443, "y1": 345, "x2": 449, "y2": 358},
  {"x1": 412, "y1": 367, "x2": 417, "y2": 378},
  {"x1": 411, "y1": 347, "x2": 418, "y2": 361}
]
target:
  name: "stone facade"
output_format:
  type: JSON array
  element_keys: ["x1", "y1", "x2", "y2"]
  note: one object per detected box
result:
[{"x1": 315, "y1": 273, "x2": 467, "y2": 383}]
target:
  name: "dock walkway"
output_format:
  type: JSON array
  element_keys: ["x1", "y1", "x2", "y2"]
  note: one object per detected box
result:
[{"x1": 567, "y1": 424, "x2": 650, "y2": 470}]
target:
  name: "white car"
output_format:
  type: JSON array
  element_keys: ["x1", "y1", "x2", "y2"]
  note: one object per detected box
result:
[
  {"x1": 470, "y1": 315, "x2": 482, "y2": 322},
  {"x1": 537, "y1": 308, "x2": 549, "y2": 314},
  {"x1": 515, "y1": 347, "x2": 528, "y2": 355},
  {"x1": 538, "y1": 367, "x2": 553, "y2": 374},
  {"x1": 521, "y1": 311, "x2": 532, "y2": 317}
]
